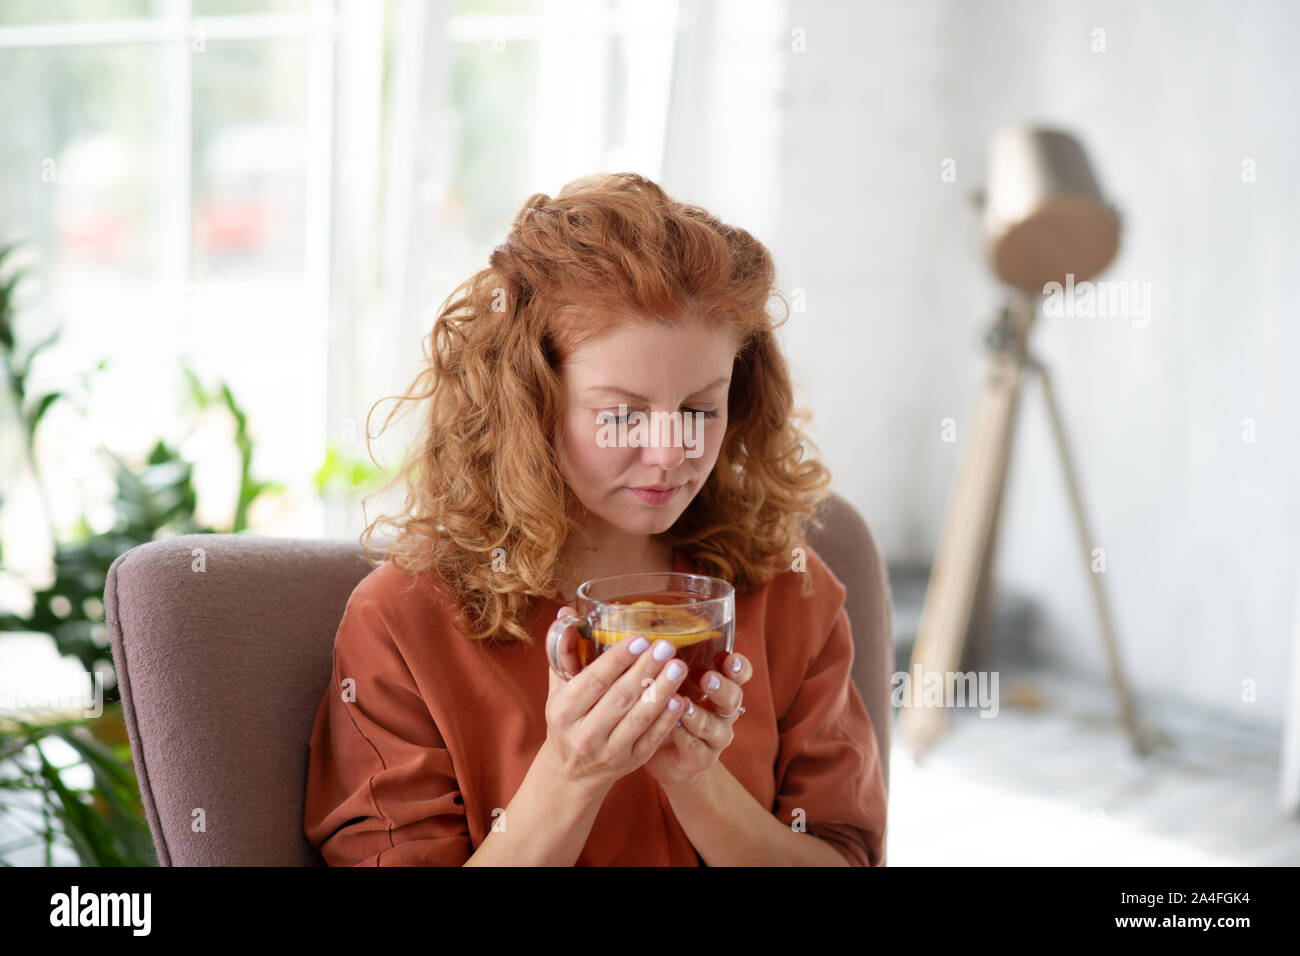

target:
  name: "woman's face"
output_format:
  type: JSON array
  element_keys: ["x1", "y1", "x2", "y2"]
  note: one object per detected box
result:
[{"x1": 555, "y1": 316, "x2": 737, "y2": 540}]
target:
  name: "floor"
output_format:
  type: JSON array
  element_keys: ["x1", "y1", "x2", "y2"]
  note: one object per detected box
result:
[{"x1": 884, "y1": 664, "x2": 1300, "y2": 866}]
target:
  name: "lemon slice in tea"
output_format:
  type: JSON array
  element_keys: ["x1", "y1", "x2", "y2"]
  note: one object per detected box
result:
[{"x1": 593, "y1": 600, "x2": 721, "y2": 648}]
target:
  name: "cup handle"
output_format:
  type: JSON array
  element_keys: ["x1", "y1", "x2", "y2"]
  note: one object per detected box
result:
[{"x1": 546, "y1": 613, "x2": 589, "y2": 680}]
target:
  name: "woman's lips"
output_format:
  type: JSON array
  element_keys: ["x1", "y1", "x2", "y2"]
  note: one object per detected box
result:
[{"x1": 628, "y1": 485, "x2": 681, "y2": 505}]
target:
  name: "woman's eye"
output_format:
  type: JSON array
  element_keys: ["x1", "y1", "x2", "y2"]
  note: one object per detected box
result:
[{"x1": 604, "y1": 408, "x2": 720, "y2": 422}]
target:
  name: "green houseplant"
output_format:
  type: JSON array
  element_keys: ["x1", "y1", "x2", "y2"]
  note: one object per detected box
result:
[
  {"x1": 0, "y1": 241, "x2": 394, "y2": 864},
  {"x1": 0, "y1": 238, "x2": 273, "y2": 864}
]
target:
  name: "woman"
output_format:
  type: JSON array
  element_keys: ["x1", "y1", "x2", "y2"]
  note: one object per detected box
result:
[{"x1": 303, "y1": 172, "x2": 888, "y2": 865}]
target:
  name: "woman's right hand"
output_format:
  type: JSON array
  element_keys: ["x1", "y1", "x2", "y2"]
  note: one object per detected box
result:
[{"x1": 540, "y1": 606, "x2": 690, "y2": 791}]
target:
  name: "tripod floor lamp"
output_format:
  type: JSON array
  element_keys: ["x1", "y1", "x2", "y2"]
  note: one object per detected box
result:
[{"x1": 898, "y1": 127, "x2": 1150, "y2": 761}]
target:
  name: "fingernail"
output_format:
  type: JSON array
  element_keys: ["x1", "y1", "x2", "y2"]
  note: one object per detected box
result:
[
  {"x1": 665, "y1": 660, "x2": 686, "y2": 681},
  {"x1": 652, "y1": 639, "x2": 675, "y2": 661},
  {"x1": 731, "y1": 657, "x2": 742, "y2": 673},
  {"x1": 667, "y1": 696, "x2": 681, "y2": 711},
  {"x1": 628, "y1": 636, "x2": 649, "y2": 654},
  {"x1": 706, "y1": 675, "x2": 720, "y2": 691},
  {"x1": 686, "y1": 701, "x2": 695, "y2": 717}
]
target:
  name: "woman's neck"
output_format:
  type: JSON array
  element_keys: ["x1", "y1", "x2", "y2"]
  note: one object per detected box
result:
[{"x1": 553, "y1": 537, "x2": 675, "y2": 604}]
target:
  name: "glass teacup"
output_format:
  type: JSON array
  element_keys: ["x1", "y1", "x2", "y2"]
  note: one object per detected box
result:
[{"x1": 545, "y1": 572, "x2": 735, "y2": 703}]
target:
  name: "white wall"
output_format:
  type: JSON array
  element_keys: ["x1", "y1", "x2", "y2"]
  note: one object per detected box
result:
[{"x1": 684, "y1": 0, "x2": 1299, "y2": 726}]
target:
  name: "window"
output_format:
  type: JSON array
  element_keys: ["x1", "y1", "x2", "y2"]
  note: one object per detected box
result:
[{"x1": 0, "y1": 0, "x2": 682, "y2": 558}]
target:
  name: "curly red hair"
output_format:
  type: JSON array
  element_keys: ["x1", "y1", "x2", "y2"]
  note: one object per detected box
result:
[{"x1": 360, "y1": 172, "x2": 832, "y2": 645}]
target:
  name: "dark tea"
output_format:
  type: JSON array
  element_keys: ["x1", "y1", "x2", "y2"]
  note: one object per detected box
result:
[{"x1": 580, "y1": 589, "x2": 735, "y2": 703}]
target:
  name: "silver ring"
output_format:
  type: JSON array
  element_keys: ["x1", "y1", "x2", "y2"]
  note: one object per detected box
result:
[{"x1": 715, "y1": 705, "x2": 746, "y2": 720}]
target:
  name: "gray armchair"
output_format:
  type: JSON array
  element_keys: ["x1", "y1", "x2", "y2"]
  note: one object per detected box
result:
[{"x1": 103, "y1": 489, "x2": 894, "y2": 865}]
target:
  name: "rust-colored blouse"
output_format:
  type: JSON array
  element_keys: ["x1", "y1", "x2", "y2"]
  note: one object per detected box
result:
[{"x1": 303, "y1": 544, "x2": 888, "y2": 865}]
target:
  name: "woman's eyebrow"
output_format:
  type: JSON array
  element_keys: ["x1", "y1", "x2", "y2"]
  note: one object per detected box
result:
[{"x1": 586, "y1": 376, "x2": 730, "y2": 403}]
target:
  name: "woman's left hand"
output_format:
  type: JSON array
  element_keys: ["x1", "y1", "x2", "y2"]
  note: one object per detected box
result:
[{"x1": 644, "y1": 651, "x2": 753, "y2": 789}]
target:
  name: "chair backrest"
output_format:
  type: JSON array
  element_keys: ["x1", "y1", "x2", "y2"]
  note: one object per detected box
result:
[
  {"x1": 104, "y1": 489, "x2": 892, "y2": 865},
  {"x1": 804, "y1": 491, "x2": 895, "y2": 798}
]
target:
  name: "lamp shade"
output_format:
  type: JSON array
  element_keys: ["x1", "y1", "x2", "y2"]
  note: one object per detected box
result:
[{"x1": 984, "y1": 127, "x2": 1121, "y2": 294}]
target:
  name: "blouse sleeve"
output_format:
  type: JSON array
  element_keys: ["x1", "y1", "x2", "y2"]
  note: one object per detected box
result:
[
  {"x1": 303, "y1": 593, "x2": 472, "y2": 866},
  {"x1": 771, "y1": 603, "x2": 888, "y2": 866}
]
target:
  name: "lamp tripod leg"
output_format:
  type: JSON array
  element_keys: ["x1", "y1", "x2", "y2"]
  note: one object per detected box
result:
[
  {"x1": 901, "y1": 349, "x2": 1025, "y2": 760},
  {"x1": 1029, "y1": 358, "x2": 1149, "y2": 756}
]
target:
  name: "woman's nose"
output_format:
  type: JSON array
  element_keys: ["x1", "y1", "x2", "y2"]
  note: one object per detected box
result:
[
  {"x1": 642, "y1": 413, "x2": 687, "y2": 467},
  {"x1": 642, "y1": 440, "x2": 685, "y2": 470}
]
